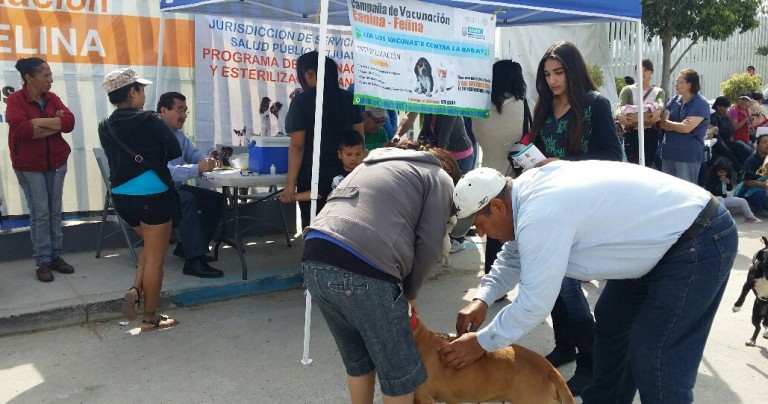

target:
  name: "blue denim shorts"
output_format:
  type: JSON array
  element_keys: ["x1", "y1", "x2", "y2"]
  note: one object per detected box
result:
[{"x1": 303, "y1": 260, "x2": 427, "y2": 397}]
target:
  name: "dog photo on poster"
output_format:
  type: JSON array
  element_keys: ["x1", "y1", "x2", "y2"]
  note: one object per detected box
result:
[{"x1": 348, "y1": 0, "x2": 494, "y2": 118}]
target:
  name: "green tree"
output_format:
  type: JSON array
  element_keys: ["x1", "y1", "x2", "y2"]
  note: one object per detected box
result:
[{"x1": 642, "y1": 0, "x2": 765, "y2": 94}]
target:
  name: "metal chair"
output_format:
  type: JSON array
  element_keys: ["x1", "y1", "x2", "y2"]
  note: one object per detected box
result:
[{"x1": 93, "y1": 148, "x2": 140, "y2": 267}]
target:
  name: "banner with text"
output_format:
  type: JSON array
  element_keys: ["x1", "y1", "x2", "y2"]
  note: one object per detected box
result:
[
  {"x1": 348, "y1": 0, "x2": 494, "y2": 118},
  {"x1": 194, "y1": 15, "x2": 354, "y2": 148}
]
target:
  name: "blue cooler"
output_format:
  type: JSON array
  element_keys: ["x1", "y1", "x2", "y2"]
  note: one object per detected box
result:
[{"x1": 248, "y1": 137, "x2": 290, "y2": 173}]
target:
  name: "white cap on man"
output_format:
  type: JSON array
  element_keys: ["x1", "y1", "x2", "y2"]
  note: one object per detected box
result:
[
  {"x1": 451, "y1": 167, "x2": 507, "y2": 238},
  {"x1": 102, "y1": 67, "x2": 152, "y2": 94}
]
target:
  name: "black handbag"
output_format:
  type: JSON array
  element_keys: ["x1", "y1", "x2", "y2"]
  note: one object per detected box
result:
[
  {"x1": 507, "y1": 98, "x2": 533, "y2": 167},
  {"x1": 101, "y1": 119, "x2": 182, "y2": 227}
]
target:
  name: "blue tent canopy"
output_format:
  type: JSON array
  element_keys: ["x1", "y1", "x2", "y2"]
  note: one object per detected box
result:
[{"x1": 160, "y1": 0, "x2": 641, "y2": 26}]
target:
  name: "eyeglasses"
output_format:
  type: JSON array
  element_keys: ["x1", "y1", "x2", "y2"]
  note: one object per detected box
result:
[
  {"x1": 366, "y1": 112, "x2": 385, "y2": 125},
  {"x1": 239, "y1": 170, "x2": 260, "y2": 176},
  {"x1": 170, "y1": 106, "x2": 189, "y2": 114},
  {"x1": 674, "y1": 80, "x2": 688, "y2": 86}
]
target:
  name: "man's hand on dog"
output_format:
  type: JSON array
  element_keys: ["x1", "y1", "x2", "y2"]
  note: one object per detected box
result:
[
  {"x1": 437, "y1": 332, "x2": 486, "y2": 369},
  {"x1": 455, "y1": 298, "x2": 488, "y2": 335}
]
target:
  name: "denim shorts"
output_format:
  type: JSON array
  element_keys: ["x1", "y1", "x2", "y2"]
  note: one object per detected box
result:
[
  {"x1": 112, "y1": 192, "x2": 174, "y2": 227},
  {"x1": 303, "y1": 260, "x2": 427, "y2": 397}
]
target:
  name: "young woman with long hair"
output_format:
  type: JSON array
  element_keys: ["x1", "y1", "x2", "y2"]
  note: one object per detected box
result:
[{"x1": 529, "y1": 41, "x2": 623, "y2": 396}]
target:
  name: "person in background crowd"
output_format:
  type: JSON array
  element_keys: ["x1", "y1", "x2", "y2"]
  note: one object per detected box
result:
[
  {"x1": 527, "y1": 40, "x2": 623, "y2": 396},
  {"x1": 99, "y1": 67, "x2": 182, "y2": 332},
  {"x1": 737, "y1": 131, "x2": 768, "y2": 213},
  {"x1": 362, "y1": 106, "x2": 389, "y2": 151},
  {"x1": 729, "y1": 94, "x2": 755, "y2": 149},
  {"x1": 709, "y1": 96, "x2": 750, "y2": 168},
  {"x1": 442, "y1": 162, "x2": 737, "y2": 404},
  {"x1": 6, "y1": 57, "x2": 76, "y2": 283},
  {"x1": 704, "y1": 157, "x2": 761, "y2": 223},
  {"x1": 659, "y1": 68, "x2": 710, "y2": 184},
  {"x1": 157, "y1": 91, "x2": 225, "y2": 279},
  {"x1": 748, "y1": 92, "x2": 767, "y2": 130},
  {"x1": 348, "y1": 84, "x2": 398, "y2": 139},
  {"x1": 471, "y1": 59, "x2": 528, "y2": 275},
  {"x1": 281, "y1": 51, "x2": 363, "y2": 228},
  {"x1": 615, "y1": 59, "x2": 665, "y2": 168},
  {"x1": 303, "y1": 146, "x2": 460, "y2": 404}
]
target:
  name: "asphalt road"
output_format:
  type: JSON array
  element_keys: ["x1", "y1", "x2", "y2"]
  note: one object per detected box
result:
[{"x1": 1, "y1": 234, "x2": 767, "y2": 403}]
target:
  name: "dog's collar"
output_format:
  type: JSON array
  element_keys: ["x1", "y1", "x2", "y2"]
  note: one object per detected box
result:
[{"x1": 408, "y1": 303, "x2": 417, "y2": 330}]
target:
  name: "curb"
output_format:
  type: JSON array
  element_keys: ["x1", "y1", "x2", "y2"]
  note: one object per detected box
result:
[{"x1": 0, "y1": 270, "x2": 303, "y2": 337}]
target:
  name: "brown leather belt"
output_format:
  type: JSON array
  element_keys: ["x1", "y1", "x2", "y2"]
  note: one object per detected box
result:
[{"x1": 678, "y1": 195, "x2": 721, "y2": 242}]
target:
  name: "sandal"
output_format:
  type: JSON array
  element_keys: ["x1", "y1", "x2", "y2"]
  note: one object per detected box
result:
[
  {"x1": 121, "y1": 287, "x2": 140, "y2": 321},
  {"x1": 141, "y1": 314, "x2": 179, "y2": 332}
]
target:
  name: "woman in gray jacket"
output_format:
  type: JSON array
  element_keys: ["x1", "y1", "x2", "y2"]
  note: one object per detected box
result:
[{"x1": 302, "y1": 146, "x2": 460, "y2": 404}]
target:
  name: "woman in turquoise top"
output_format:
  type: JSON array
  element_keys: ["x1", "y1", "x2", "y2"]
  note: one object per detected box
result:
[{"x1": 98, "y1": 68, "x2": 182, "y2": 332}]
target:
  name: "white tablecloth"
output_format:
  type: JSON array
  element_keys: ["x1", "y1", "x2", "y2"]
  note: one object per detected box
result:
[{"x1": 201, "y1": 169, "x2": 287, "y2": 188}]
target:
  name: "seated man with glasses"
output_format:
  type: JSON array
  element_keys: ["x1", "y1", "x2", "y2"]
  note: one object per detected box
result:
[
  {"x1": 363, "y1": 106, "x2": 389, "y2": 151},
  {"x1": 158, "y1": 91, "x2": 225, "y2": 278}
]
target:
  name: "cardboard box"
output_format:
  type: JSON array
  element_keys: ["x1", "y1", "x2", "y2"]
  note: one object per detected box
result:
[{"x1": 248, "y1": 137, "x2": 290, "y2": 174}]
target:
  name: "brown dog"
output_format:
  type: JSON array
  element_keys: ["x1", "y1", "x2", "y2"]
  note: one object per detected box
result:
[{"x1": 412, "y1": 317, "x2": 575, "y2": 404}]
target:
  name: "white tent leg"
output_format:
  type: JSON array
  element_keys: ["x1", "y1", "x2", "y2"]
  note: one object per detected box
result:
[
  {"x1": 301, "y1": 289, "x2": 314, "y2": 365},
  {"x1": 301, "y1": 0, "x2": 331, "y2": 366},
  {"x1": 637, "y1": 21, "x2": 645, "y2": 166},
  {"x1": 155, "y1": 11, "x2": 167, "y2": 105}
]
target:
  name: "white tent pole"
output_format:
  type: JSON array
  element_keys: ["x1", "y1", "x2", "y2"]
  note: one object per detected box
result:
[
  {"x1": 637, "y1": 21, "x2": 645, "y2": 166},
  {"x1": 155, "y1": 11, "x2": 167, "y2": 104},
  {"x1": 301, "y1": 0, "x2": 331, "y2": 367}
]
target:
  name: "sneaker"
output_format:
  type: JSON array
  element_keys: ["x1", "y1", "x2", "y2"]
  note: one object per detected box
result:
[
  {"x1": 745, "y1": 216, "x2": 763, "y2": 223},
  {"x1": 50, "y1": 257, "x2": 75, "y2": 274},
  {"x1": 449, "y1": 239, "x2": 465, "y2": 253},
  {"x1": 36, "y1": 263, "x2": 54, "y2": 282}
]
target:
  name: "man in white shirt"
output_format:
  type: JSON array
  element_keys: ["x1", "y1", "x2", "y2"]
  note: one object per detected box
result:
[
  {"x1": 439, "y1": 162, "x2": 737, "y2": 404},
  {"x1": 158, "y1": 92, "x2": 225, "y2": 278}
]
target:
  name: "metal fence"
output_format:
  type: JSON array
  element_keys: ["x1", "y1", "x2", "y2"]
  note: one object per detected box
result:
[{"x1": 608, "y1": 17, "x2": 768, "y2": 99}]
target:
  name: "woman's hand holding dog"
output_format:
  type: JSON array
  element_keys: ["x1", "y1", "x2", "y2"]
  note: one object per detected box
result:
[{"x1": 437, "y1": 332, "x2": 486, "y2": 369}]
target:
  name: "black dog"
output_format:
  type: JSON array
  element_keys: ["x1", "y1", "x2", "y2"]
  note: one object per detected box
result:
[
  {"x1": 732, "y1": 236, "x2": 768, "y2": 346},
  {"x1": 413, "y1": 57, "x2": 434, "y2": 97}
]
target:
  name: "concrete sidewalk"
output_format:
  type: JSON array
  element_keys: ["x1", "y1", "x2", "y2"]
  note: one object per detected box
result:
[
  {"x1": 1, "y1": 223, "x2": 767, "y2": 403},
  {"x1": 0, "y1": 233, "x2": 304, "y2": 337}
]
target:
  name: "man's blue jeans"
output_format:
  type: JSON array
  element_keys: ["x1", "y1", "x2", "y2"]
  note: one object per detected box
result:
[
  {"x1": 581, "y1": 204, "x2": 737, "y2": 404},
  {"x1": 15, "y1": 165, "x2": 68, "y2": 266}
]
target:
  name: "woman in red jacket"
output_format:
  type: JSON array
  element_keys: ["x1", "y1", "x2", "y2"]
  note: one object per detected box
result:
[{"x1": 6, "y1": 57, "x2": 76, "y2": 283}]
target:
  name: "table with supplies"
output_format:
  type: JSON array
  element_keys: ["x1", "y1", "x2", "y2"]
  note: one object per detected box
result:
[{"x1": 201, "y1": 169, "x2": 292, "y2": 280}]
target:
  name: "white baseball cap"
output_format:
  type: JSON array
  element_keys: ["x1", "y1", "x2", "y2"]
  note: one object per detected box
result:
[
  {"x1": 102, "y1": 67, "x2": 152, "y2": 94},
  {"x1": 451, "y1": 167, "x2": 507, "y2": 238}
]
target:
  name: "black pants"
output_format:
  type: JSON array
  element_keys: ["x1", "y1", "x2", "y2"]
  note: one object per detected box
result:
[
  {"x1": 178, "y1": 185, "x2": 226, "y2": 258},
  {"x1": 624, "y1": 127, "x2": 660, "y2": 168}
]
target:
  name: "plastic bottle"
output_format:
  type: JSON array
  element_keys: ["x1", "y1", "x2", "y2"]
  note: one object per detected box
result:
[{"x1": 270, "y1": 163, "x2": 277, "y2": 175}]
